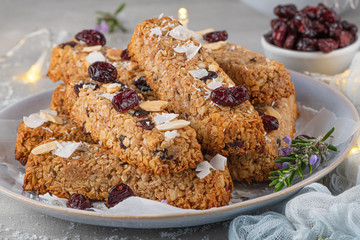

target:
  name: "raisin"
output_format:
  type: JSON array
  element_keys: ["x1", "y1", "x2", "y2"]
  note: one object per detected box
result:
[
  {"x1": 211, "y1": 86, "x2": 249, "y2": 107},
  {"x1": 249, "y1": 57, "x2": 256, "y2": 62},
  {"x1": 338, "y1": 30, "x2": 355, "y2": 48},
  {"x1": 105, "y1": 183, "x2": 134, "y2": 208},
  {"x1": 317, "y1": 38, "x2": 339, "y2": 53},
  {"x1": 274, "y1": 4, "x2": 297, "y2": 19},
  {"x1": 136, "y1": 118, "x2": 155, "y2": 130},
  {"x1": 128, "y1": 109, "x2": 150, "y2": 118},
  {"x1": 133, "y1": 76, "x2": 151, "y2": 92},
  {"x1": 200, "y1": 71, "x2": 218, "y2": 82},
  {"x1": 203, "y1": 31, "x2": 228, "y2": 43},
  {"x1": 119, "y1": 135, "x2": 127, "y2": 149},
  {"x1": 121, "y1": 49, "x2": 131, "y2": 60},
  {"x1": 74, "y1": 29, "x2": 106, "y2": 46},
  {"x1": 261, "y1": 114, "x2": 279, "y2": 132},
  {"x1": 88, "y1": 61, "x2": 118, "y2": 83},
  {"x1": 59, "y1": 41, "x2": 77, "y2": 49},
  {"x1": 112, "y1": 89, "x2": 139, "y2": 112},
  {"x1": 74, "y1": 83, "x2": 83, "y2": 95},
  {"x1": 66, "y1": 193, "x2": 93, "y2": 210}
]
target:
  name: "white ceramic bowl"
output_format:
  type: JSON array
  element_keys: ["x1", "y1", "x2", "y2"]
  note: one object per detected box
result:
[{"x1": 261, "y1": 35, "x2": 360, "y2": 75}]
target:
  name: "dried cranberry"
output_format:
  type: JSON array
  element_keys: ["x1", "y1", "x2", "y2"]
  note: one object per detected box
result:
[
  {"x1": 225, "y1": 182, "x2": 233, "y2": 191},
  {"x1": 227, "y1": 139, "x2": 244, "y2": 150},
  {"x1": 271, "y1": 18, "x2": 287, "y2": 30},
  {"x1": 105, "y1": 183, "x2": 134, "y2": 208},
  {"x1": 328, "y1": 23, "x2": 343, "y2": 38},
  {"x1": 313, "y1": 21, "x2": 328, "y2": 37},
  {"x1": 136, "y1": 119, "x2": 155, "y2": 130},
  {"x1": 338, "y1": 30, "x2": 355, "y2": 48},
  {"x1": 211, "y1": 86, "x2": 249, "y2": 107},
  {"x1": 283, "y1": 34, "x2": 297, "y2": 49},
  {"x1": 74, "y1": 29, "x2": 106, "y2": 46},
  {"x1": 152, "y1": 149, "x2": 173, "y2": 160},
  {"x1": 73, "y1": 82, "x2": 98, "y2": 95},
  {"x1": 134, "y1": 76, "x2": 151, "y2": 92},
  {"x1": 317, "y1": 5, "x2": 339, "y2": 24},
  {"x1": 81, "y1": 122, "x2": 90, "y2": 135},
  {"x1": 128, "y1": 109, "x2": 150, "y2": 118},
  {"x1": 121, "y1": 49, "x2": 131, "y2": 60},
  {"x1": 317, "y1": 38, "x2": 339, "y2": 53},
  {"x1": 261, "y1": 114, "x2": 279, "y2": 132},
  {"x1": 59, "y1": 41, "x2": 77, "y2": 49},
  {"x1": 203, "y1": 31, "x2": 228, "y2": 43},
  {"x1": 294, "y1": 13, "x2": 316, "y2": 38},
  {"x1": 119, "y1": 135, "x2": 127, "y2": 149},
  {"x1": 296, "y1": 38, "x2": 318, "y2": 51},
  {"x1": 300, "y1": 6, "x2": 318, "y2": 19},
  {"x1": 88, "y1": 61, "x2": 118, "y2": 83},
  {"x1": 342, "y1": 21, "x2": 358, "y2": 36},
  {"x1": 112, "y1": 89, "x2": 139, "y2": 112},
  {"x1": 274, "y1": 4, "x2": 297, "y2": 19},
  {"x1": 200, "y1": 71, "x2": 218, "y2": 82},
  {"x1": 272, "y1": 22, "x2": 287, "y2": 47},
  {"x1": 66, "y1": 193, "x2": 93, "y2": 210}
]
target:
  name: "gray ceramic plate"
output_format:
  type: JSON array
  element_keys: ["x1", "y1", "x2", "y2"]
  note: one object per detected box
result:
[{"x1": 0, "y1": 71, "x2": 358, "y2": 228}]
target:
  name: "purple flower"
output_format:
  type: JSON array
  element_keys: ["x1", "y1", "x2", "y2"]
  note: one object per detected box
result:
[
  {"x1": 309, "y1": 155, "x2": 318, "y2": 165},
  {"x1": 283, "y1": 136, "x2": 292, "y2": 146},
  {"x1": 276, "y1": 162, "x2": 288, "y2": 169},
  {"x1": 160, "y1": 200, "x2": 167, "y2": 204},
  {"x1": 280, "y1": 147, "x2": 293, "y2": 157},
  {"x1": 94, "y1": 20, "x2": 109, "y2": 34}
]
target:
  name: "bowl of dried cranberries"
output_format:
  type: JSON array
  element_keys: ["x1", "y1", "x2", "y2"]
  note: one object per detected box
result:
[{"x1": 261, "y1": 3, "x2": 360, "y2": 75}]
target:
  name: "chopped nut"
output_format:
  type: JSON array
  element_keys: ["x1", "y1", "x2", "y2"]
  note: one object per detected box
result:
[
  {"x1": 196, "y1": 28, "x2": 215, "y2": 36},
  {"x1": 82, "y1": 45, "x2": 102, "y2": 52},
  {"x1": 156, "y1": 120, "x2": 190, "y2": 131},
  {"x1": 107, "y1": 48, "x2": 122, "y2": 60},
  {"x1": 264, "y1": 106, "x2": 281, "y2": 119},
  {"x1": 208, "y1": 64, "x2": 218, "y2": 72},
  {"x1": 102, "y1": 83, "x2": 122, "y2": 94},
  {"x1": 203, "y1": 41, "x2": 227, "y2": 50},
  {"x1": 40, "y1": 112, "x2": 63, "y2": 124},
  {"x1": 140, "y1": 100, "x2": 168, "y2": 112},
  {"x1": 31, "y1": 141, "x2": 59, "y2": 155}
]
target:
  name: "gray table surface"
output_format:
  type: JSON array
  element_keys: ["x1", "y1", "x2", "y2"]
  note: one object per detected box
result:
[{"x1": 1, "y1": 1, "x2": 360, "y2": 239}]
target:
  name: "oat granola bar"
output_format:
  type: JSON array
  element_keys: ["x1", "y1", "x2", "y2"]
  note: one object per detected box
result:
[
  {"x1": 207, "y1": 42, "x2": 295, "y2": 103},
  {"x1": 23, "y1": 140, "x2": 233, "y2": 210},
  {"x1": 128, "y1": 17, "x2": 266, "y2": 157},
  {"x1": 63, "y1": 81, "x2": 203, "y2": 175},
  {"x1": 14, "y1": 85, "x2": 94, "y2": 165},
  {"x1": 229, "y1": 95, "x2": 297, "y2": 182}
]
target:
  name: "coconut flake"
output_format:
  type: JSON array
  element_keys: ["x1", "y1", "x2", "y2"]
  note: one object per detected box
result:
[
  {"x1": 169, "y1": 26, "x2": 197, "y2": 41},
  {"x1": 52, "y1": 142, "x2": 86, "y2": 158},
  {"x1": 173, "y1": 41, "x2": 201, "y2": 60},
  {"x1": 106, "y1": 83, "x2": 123, "y2": 89},
  {"x1": 164, "y1": 130, "x2": 180, "y2": 140},
  {"x1": 196, "y1": 161, "x2": 215, "y2": 179},
  {"x1": 99, "y1": 93, "x2": 116, "y2": 101},
  {"x1": 206, "y1": 79, "x2": 223, "y2": 90},
  {"x1": 158, "y1": 13, "x2": 164, "y2": 19},
  {"x1": 188, "y1": 69, "x2": 208, "y2": 79},
  {"x1": 85, "y1": 51, "x2": 106, "y2": 64},
  {"x1": 23, "y1": 109, "x2": 58, "y2": 128},
  {"x1": 83, "y1": 83, "x2": 98, "y2": 90},
  {"x1": 209, "y1": 154, "x2": 227, "y2": 171},
  {"x1": 153, "y1": 113, "x2": 179, "y2": 125},
  {"x1": 150, "y1": 27, "x2": 162, "y2": 36}
]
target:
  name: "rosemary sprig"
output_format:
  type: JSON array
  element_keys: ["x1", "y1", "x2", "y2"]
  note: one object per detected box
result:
[
  {"x1": 269, "y1": 127, "x2": 337, "y2": 192},
  {"x1": 95, "y1": 3, "x2": 127, "y2": 33}
]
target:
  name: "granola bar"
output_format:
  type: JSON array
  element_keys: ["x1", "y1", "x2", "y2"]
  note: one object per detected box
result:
[
  {"x1": 15, "y1": 85, "x2": 94, "y2": 165},
  {"x1": 229, "y1": 95, "x2": 297, "y2": 182},
  {"x1": 23, "y1": 140, "x2": 233, "y2": 210},
  {"x1": 207, "y1": 42, "x2": 295, "y2": 103},
  {"x1": 128, "y1": 17, "x2": 266, "y2": 157}
]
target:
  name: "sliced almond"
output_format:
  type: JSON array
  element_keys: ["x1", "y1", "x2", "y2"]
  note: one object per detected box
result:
[
  {"x1": 156, "y1": 120, "x2": 190, "y2": 131},
  {"x1": 140, "y1": 100, "x2": 168, "y2": 112},
  {"x1": 102, "y1": 83, "x2": 123, "y2": 94},
  {"x1": 264, "y1": 106, "x2": 281, "y2": 120},
  {"x1": 31, "y1": 141, "x2": 59, "y2": 155},
  {"x1": 82, "y1": 45, "x2": 102, "y2": 52},
  {"x1": 107, "y1": 48, "x2": 123, "y2": 60},
  {"x1": 40, "y1": 112, "x2": 63, "y2": 124},
  {"x1": 203, "y1": 41, "x2": 227, "y2": 50},
  {"x1": 196, "y1": 28, "x2": 215, "y2": 36}
]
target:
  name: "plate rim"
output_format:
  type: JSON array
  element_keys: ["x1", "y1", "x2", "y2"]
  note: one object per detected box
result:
[{"x1": 0, "y1": 71, "x2": 359, "y2": 226}]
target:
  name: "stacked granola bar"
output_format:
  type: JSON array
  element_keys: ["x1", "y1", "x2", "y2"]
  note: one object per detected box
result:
[{"x1": 16, "y1": 16, "x2": 297, "y2": 210}]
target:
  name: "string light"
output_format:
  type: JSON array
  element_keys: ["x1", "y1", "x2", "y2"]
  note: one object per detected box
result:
[
  {"x1": 350, "y1": 145, "x2": 360, "y2": 155},
  {"x1": 178, "y1": 8, "x2": 188, "y2": 27}
]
